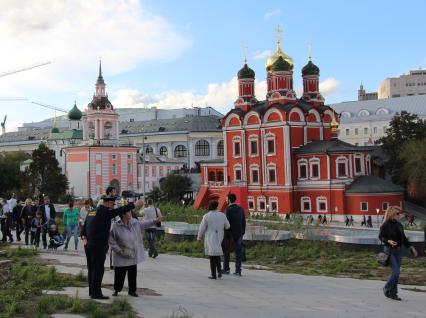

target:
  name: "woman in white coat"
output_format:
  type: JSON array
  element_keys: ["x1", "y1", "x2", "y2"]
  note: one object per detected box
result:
[{"x1": 197, "y1": 200, "x2": 230, "y2": 279}]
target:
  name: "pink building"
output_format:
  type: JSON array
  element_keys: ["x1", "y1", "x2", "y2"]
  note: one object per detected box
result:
[{"x1": 64, "y1": 62, "x2": 138, "y2": 198}]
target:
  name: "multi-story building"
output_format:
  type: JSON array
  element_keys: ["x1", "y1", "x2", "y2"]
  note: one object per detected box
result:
[
  {"x1": 137, "y1": 153, "x2": 184, "y2": 193},
  {"x1": 331, "y1": 94, "x2": 426, "y2": 146},
  {"x1": 358, "y1": 84, "x2": 378, "y2": 101},
  {"x1": 378, "y1": 69, "x2": 426, "y2": 99},
  {"x1": 193, "y1": 33, "x2": 404, "y2": 220}
]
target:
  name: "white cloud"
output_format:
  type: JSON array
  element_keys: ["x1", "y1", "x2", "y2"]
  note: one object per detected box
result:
[
  {"x1": 112, "y1": 77, "x2": 339, "y2": 115},
  {"x1": 264, "y1": 9, "x2": 281, "y2": 20},
  {"x1": 113, "y1": 78, "x2": 268, "y2": 114},
  {"x1": 253, "y1": 50, "x2": 272, "y2": 60},
  {"x1": 319, "y1": 78, "x2": 340, "y2": 95},
  {"x1": 0, "y1": 0, "x2": 190, "y2": 93}
]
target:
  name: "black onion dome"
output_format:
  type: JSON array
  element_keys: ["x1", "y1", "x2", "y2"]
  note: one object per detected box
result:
[
  {"x1": 302, "y1": 60, "x2": 320, "y2": 76},
  {"x1": 237, "y1": 63, "x2": 255, "y2": 79},
  {"x1": 271, "y1": 56, "x2": 291, "y2": 72}
]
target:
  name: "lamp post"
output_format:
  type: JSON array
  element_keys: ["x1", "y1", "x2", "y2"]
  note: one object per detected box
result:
[
  {"x1": 376, "y1": 208, "x2": 380, "y2": 228},
  {"x1": 141, "y1": 129, "x2": 145, "y2": 200}
]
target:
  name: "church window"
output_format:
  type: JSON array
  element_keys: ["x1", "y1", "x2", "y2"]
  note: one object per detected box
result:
[
  {"x1": 174, "y1": 145, "x2": 187, "y2": 158},
  {"x1": 146, "y1": 146, "x2": 153, "y2": 154},
  {"x1": 317, "y1": 197, "x2": 327, "y2": 212},
  {"x1": 301, "y1": 197, "x2": 311, "y2": 212},
  {"x1": 298, "y1": 159, "x2": 308, "y2": 180},
  {"x1": 112, "y1": 164, "x2": 117, "y2": 175},
  {"x1": 195, "y1": 139, "x2": 210, "y2": 156},
  {"x1": 217, "y1": 140, "x2": 224, "y2": 157},
  {"x1": 160, "y1": 146, "x2": 168, "y2": 156},
  {"x1": 360, "y1": 202, "x2": 368, "y2": 211},
  {"x1": 250, "y1": 166, "x2": 259, "y2": 184},
  {"x1": 355, "y1": 157, "x2": 362, "y2": 174},
  {"x1": 233, "y1": 141, "x2": 241, "y2": 157}
]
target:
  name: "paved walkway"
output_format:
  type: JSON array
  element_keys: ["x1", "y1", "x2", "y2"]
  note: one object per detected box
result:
[{"x1": 35, "y1": 249, "x2": 426, "y2": 318}]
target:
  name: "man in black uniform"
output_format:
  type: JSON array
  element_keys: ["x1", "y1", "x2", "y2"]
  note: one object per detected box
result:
[{"x1": 81, "y1": 196, "x2": 144, "y2": 299}]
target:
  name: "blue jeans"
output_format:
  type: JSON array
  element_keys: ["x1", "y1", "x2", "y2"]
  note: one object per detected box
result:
[
  {"x1": 223, "y1": 236, "x2": 243, "y2": 273},
  {"x1": 384, "y1": 246, "x2": 402, "y2": 296},
  {"x1": 66, "y1": 224, "x2": 79, "y2": 249}
]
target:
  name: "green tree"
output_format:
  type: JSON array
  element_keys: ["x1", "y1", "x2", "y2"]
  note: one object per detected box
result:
[
  {"x1": 159, "y1": 174, "x2": 192, "y2": 202},
  {"x1": 146, "y1": 186, "x2": 163, "y2": 203},
  {"x1": 0, "y1": 151, "x2": 29, "y2": 197},
  {"x1": 400, "y1": 138, "x2": 426, "y2": 198},
  {"x1": 377, "y1": 111, "x2": 426, "y2": 185},
  {"x1": 27, "y1": 143, "x2": 68, "y2": 201}
]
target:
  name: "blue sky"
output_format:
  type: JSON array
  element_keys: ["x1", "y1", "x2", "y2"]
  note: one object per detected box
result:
[{"x1": 0, "y1": 0, "x2": 425, "y2": 131}]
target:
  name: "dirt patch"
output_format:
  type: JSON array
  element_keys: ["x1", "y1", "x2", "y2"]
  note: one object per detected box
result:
[{"x1": 102, "y1": 284, "x2": 162, "y2": 296}]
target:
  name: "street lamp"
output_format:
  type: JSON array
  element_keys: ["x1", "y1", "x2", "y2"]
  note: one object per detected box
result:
[
  {"x1": 334, "y1": 206, "x2": 338, "y2": 223},
  {"x1": 376, "y1": 208, "x2": 380, "y2": 228},
  {"x1": 141, "y1": 128, "x2": 145, "y2": 200}
]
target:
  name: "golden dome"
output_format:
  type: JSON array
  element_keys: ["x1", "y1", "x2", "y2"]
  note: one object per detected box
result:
[
  {"x1": 266, "y1": 26, "x2": 294, "y2": 71},
  {"x1": 266, "y1": 47, "x2": 294, "y2": 72}
]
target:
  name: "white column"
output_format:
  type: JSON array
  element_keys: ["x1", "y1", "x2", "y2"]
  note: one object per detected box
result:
[{"x1": 284, "y1": 125, "x2": 292, "y2": 186}]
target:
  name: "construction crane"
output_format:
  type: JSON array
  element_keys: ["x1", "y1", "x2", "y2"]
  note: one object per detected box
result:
[
  {"x1": 1, "y1": 115, "x2": 6, "y2": 134},
  {"x1": 31, "y1": 101, "x2": 68, "y2": 113},
  {"x1": 0, "y1": 61, "x2": 51, "y2": 78}
]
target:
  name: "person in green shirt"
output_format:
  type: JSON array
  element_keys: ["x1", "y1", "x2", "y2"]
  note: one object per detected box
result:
[{"x1": 63, "y1": 200, "x2": 80, "y2": 250}]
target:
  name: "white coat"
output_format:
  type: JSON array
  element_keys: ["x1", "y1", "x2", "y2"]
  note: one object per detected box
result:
[{"x1": 197, "y1": 210, "x2": 230, "y2": 256}]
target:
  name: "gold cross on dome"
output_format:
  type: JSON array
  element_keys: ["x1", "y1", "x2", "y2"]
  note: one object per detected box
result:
[
  {"x1": 241, "y1": 44, "x2": 248, "y2": 64},
  {"x1": 275, "y1": 25, "x2": 283, "y2": 47},
  {"x1": 308, "y1": 40, "x2": 312, "y2": 61}
]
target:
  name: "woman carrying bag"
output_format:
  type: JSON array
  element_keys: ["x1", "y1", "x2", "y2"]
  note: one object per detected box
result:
[
  {"x1": 109, "y1": 208, "x2": 164, "y2": 297},
  {"x1": 379, "y1": 206, "x2": 418, "y2": 301},
  {"x1": 197, "y1": 200, "x2": 230, "y2": 279}
]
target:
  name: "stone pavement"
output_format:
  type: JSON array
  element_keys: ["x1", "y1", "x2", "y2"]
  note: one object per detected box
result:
[{"x1": 36, "y1": 250, "x2": 426, "y2": 318}]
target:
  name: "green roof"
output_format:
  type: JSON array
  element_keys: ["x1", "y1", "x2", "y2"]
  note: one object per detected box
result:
[
  {"x1": 237, "y1": 63, "x2": 255, "y2": 79},
  {"x1": 48, "y1": 129, "x2": 83, "y2": 140},
  {"x1": 302, "y1": 60, "x2": 320, "y2": 76},
  {"x1": 346, "y1": 176, "x2": 404, "y2": 194},
  {"x1": 68, "y1": 103, "x2": 83, "y2": 120},
  {"x1": 271, "y1": 56, "x2": 291, "y2": 72}
]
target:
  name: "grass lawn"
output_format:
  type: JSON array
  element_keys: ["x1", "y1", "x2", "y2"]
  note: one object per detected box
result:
[
  {"x1": 0, "y1": 246, "x2": 138, "y2": 318},
  {"x1": 157, "y1": 238, "x2": 426, "y2": 286}
]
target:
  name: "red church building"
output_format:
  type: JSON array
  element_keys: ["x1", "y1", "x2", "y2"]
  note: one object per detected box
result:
[{"x1": 193, "y1": 34, "x2": 403, "y2": 220}]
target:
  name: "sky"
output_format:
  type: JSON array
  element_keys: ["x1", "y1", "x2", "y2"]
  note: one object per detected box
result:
[{"x1": 0, "y1": 0, "x2": 425, "y2": 132}]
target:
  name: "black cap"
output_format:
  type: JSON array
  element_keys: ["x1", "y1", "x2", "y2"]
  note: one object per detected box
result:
[{"x1": 102, "y1": 195, "x2": 116, "y2": 202}]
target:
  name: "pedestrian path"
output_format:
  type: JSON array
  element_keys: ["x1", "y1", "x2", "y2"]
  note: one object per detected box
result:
[{"x1": 36, "y1": 249, "x2": 426, "y2": 318}]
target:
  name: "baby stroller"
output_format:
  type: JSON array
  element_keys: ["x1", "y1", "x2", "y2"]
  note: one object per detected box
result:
[{"x1": 45, "y1": 220, "x2": 65, "y2": 249}]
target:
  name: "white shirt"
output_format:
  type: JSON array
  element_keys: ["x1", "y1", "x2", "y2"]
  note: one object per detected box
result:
[
  {"x1": 7, "y1": 198, "x2": 17, "y2": 210},
  {"x1": 45, "y1": 205, "x2": 51, "y2": 220},
  {"x1": 142, "y1": 206, "x2": 162, "y2": 229},
  {"x1": 2, "y1": 203, "x2": 11, "y2": 213}
]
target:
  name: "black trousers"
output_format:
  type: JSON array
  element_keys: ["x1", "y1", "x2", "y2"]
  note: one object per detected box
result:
[
  {"x1": 145, "y1": 229, "x2": 158, "y2": 257},
  {"x1": 24, "y1": 222, "x2": 31, "y2": 245},
  {"x1": 114, "y1": 265, "x2": 137, "y2": 293},
  {"x1": 209, "y1": 256, "x2": 221, "y2": 277},
  {"x1": 16, "y1": 219, "x2": 23, "y2": 240},
  {"x1": 86, "y1": 245, "x2": 108, "y2": 297},
  {"x1": 42, "y1": 227, "x2": 49, "y2": 248},
  {"x1": 30, "y1": 230, "x2": 41, "y2": 247}
]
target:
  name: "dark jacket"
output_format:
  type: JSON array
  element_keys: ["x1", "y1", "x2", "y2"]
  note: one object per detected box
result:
[
  {"x1": 40, "y1": 204, "x2": 57, "y2": 223},
  {"x1": 379, "y1": 219, "x2": 411, "y2": 248},
  {"x1": 20, "y1": 205, "x2": 36, "y2": 224},
  {"x1": 82, "y1": 203, "x2": 135, "y2": 249},
  {"x1": 225, "y1": 203, "x2": 246, "y2": 238}
]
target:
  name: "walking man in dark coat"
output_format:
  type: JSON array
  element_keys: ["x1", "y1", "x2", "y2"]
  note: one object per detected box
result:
[
  {"x1": 222, "y1": 193, "x2": 246, "y2": 276},
  {"x1": 81, "y1": 196, "x2": 144, "y2": 299},
  {"x1": 39, "y1": 196, "x2": 57, "y2": 249}
]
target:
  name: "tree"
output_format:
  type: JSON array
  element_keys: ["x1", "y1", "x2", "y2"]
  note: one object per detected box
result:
[
  {"x1": 400, "y1": 139, "x2": 426, "y2": 199},
  {"x1": 159, "y1": 174, "x2": 192, "y2": 202},
  {"x1": 377, "y1": 111, "x2": 426, "y2": 185},
  {"x1": 146, "y1": 186, "x2": 163, "y2": 203},
  {"x1": 27, "y1": 143, "x2": 68, "y2": 201},
  {"x1": 0, "y1": 151, "x2": 29, "y2": 197}
]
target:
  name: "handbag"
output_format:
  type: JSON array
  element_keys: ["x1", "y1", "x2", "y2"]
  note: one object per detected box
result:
[
  {"x1": 154, "y1": 207, "x2": 161, "y2": 228},
  {"x1": 377, "y1": 252, "x2": 390, "y2": 266}
]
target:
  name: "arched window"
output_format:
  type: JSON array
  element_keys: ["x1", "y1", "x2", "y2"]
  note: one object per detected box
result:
[
  {"x1": 195, "y1": 139, "x2": 210, "y2": 156},
  {"x1": 174, "y1": 145, "x2": 187, "y2": 158},
  {"x1": 159, "y1": 146, "x2": 168, "y2": 156},
  {"x1": 217, "y1": 140, "x2": 224, "y2": 157},
  {"x1": 104, "y1": 122, "x2": 113, "y2": 139},
  {"x1": 146, "y1": 146, "x2": 153, "y2": 154}
]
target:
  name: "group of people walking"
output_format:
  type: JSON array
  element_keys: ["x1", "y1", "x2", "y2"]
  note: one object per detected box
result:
[
  {"x1": 197, "y1": 193, "x2": 246, "y2": 279},
  {"x1": 0, "y1": 194, "x2": 59, "y2": 248}
]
